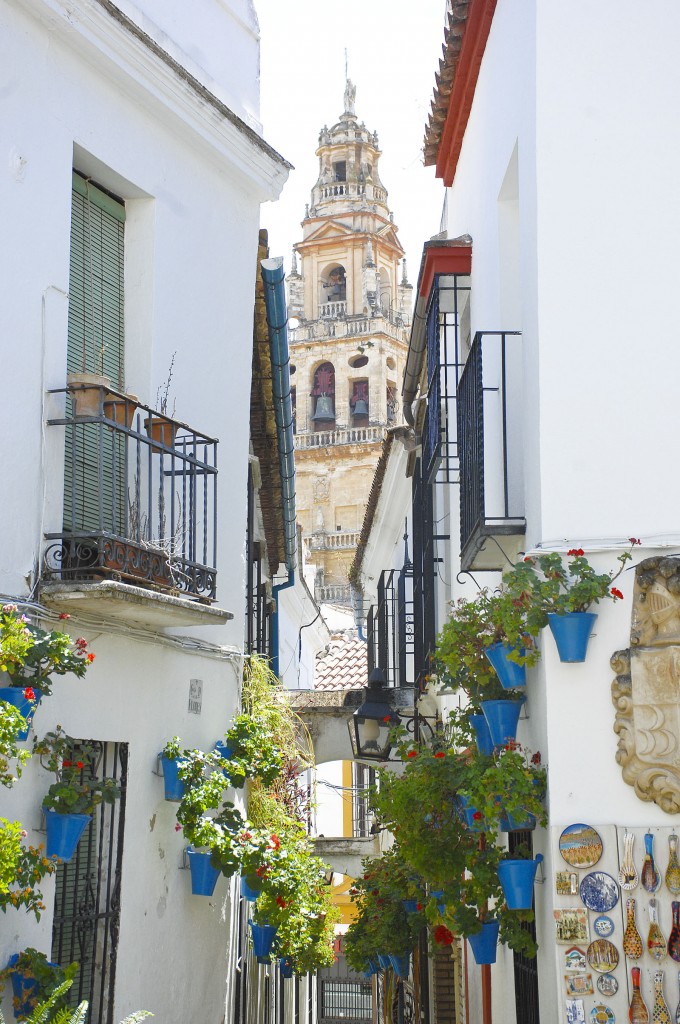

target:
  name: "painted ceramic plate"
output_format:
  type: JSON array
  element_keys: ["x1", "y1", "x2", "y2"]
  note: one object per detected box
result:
[
  {"x1": 596, "y1": 974, "x2": 619, "y2": 997},
  {"x1": 590, "y1": 1006, "x2": 615, "y2": 1024},
  {"x1": 593, "y1": 915, "x2": 615, "y2": 938},
  {"x1": 580, "y1": 872, "x2": 619, "y2": 912},
  {"x1": 559, "y1": 823, "x2": 604, "y2": 869},
  {"x1": 587, "y1": 938, "x2": 619, "y2": 974}
]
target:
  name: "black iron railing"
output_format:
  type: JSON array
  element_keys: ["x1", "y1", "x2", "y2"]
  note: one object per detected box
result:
[
  {"x1": 457, "y1": 331, "x2": 524, "y2": 568},
  {"x1": 45, "y1": 386, "x2": 218, "y2": 600}
]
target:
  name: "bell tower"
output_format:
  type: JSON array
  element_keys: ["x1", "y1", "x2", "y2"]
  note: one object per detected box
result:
[{"x1": 288, "y1": 82, "x2": 412, "y2": 608}]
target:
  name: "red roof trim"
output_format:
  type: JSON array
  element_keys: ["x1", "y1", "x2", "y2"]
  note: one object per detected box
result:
[
  {"x1": 420, "y1": 245, "x2": 472, "y2": 299},
  {"x1": 436, "y1": 0, "x2": 498, "y2": 187}
]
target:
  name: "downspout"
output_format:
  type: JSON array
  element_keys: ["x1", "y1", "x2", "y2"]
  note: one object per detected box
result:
[{"x1": 261, "y1": 256, "x2": 297, "y2": 678}]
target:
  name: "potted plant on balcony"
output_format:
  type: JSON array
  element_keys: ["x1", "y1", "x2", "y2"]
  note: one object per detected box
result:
[
  {"x1": 504, "y1": 539, "x2": 639, "y2": 662},
  {"x1": 144, "y1": 352, "x2": 178, "y2": 451},
  {"x1": 33, "y1": 728, "x2": 120, "y2": 862},
  {"x1": 0, "y1": 949, "x2": 77, "y2": 1021},
  {"x1": 0, "y1": 606, "x2": 94, "y2": 740}
]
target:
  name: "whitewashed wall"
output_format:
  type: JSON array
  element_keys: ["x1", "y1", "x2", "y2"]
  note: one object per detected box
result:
[{"x1": 0, "y1": 0, "x2": 288, "y2": 1019}]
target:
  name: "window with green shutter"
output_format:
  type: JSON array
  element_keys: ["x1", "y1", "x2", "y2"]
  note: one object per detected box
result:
[{"x1": 64, "y1": 173, "x2": 126, "y2": 533}]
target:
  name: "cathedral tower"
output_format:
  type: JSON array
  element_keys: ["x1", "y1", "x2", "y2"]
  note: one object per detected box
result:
[{"x1": 288, "y1": 82, "x2": 412, "y2": 606}]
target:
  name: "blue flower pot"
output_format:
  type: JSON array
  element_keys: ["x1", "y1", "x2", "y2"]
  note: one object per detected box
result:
[
  {"x1": 44, "y1": 809, "x2": 91, "y2": 862},
  {"x1": 7, "y1": 953, "x2": 60, "y2": 1020},
  {"x1": 480, "y1": 699, "x2": 523, "y2": 747},
  {"x1": 499, "y1": 811, "x2": 537, "y2": 832},
  {"x1": 468, "y1": 714, "x2": 494, "y2": 756},
  {"x1": 389, "y1": 954, "x2": 410, "y2": 978},
  {"x1": 484, "y1": 643, "x2": 526, "y2": 689},
  {"x1": 280, "y1": 957, "x2": 295, "y2": 979},
  {"x1": 457, "y1": 795, "x2": 484, "y2": 832},
  {"x1": 159, "y1": 754, "x2": 186, "y2": 801},
  {"x1": 377, "y1": 954, "x2": 392, "y2": 970},
  {"x1": 250, "y1": 921, "x2": 278, "y2": 958},
  {"x1": 241, "y1": 876, "x2": 263, "y2": 901},
  {"x1": 497, "y1": 854, "x2": 543, "y2": 910},
  {"x1": 547, "y1": 612, "x2": 597, "y2": 663},
  {"x1": 187, "y1": 848, "x2": 220, "y2": 896},
  {"x1": 467, "y1": 920, "x2": 499, "y2": 965},
  {"x1": 402, "y1": 899, "x2": 420, "y2": 913},
  {"x1": 0, "y1": 687, "x2": 42, "y2": 741}
]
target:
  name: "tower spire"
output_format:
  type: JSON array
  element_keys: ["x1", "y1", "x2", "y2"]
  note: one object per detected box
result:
[{"x1": 343, "y1": 51, "x2": 356, "y2": 117}]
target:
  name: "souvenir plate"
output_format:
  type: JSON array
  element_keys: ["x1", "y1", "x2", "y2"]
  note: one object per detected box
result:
[
  {"x1": 560, "y1": 823, "x2": 604, "y2": 869},
  {"x1": 563, "y1": 946, "x2": 588, "y2": 972},
  {"x1": 555, "y1": 910, "x2": 589, "y2": 945},
  {"x1": 590, "y1": 1006, "x2": 615, "y2": 1024},
  {"x1": 586, "y1": 938, "x2": 619, "y2": 974},
  {"x1": 580, "y1": 872, "x2": 619, "y2": 912},
  {"x1": 593, "y1": 915, "x2": 615, "y2": 937},
  {"x1": 596, "y1": 973, "x2": 618, "y2": 997}
]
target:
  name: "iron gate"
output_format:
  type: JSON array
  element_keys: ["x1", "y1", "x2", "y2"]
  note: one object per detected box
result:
[{"x1": 51, "y1": 741, "x2": 128, "y2": 1023}]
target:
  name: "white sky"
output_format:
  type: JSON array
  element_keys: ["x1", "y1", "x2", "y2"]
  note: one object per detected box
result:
[{"x1": 255, "y1": 0, "x2": 448, "y2": 288}]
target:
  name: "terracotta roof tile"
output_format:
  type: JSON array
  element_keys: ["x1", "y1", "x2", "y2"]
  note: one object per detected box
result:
[{"x1": 314, "y1": 631, "x2": 367, "y2": 691}]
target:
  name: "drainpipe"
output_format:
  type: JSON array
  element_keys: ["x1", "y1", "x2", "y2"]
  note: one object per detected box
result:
[
  {"x1": 350, "y1": 584, "x2": 367, "y2": 643},
  {"x1": 261, "y1": 257, "x2": 297, "y2": 679}
]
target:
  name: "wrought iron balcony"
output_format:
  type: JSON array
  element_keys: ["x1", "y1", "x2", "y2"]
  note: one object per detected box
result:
[
  {"x1": 44, "y1": 386, "x2": 218, "y2": 600},
  {"x1": 457, "y1": 331, "x2": 525, "y2": 571}
]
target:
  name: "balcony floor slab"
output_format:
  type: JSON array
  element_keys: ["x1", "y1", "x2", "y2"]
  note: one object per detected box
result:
[{"x1": 39, "y1": 581, "x2": 232, "y2": 630}]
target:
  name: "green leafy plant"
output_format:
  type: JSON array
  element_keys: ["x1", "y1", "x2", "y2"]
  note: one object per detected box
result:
[
  {"x1": 0, "y1": 702, "x2": 31, "y2": 787},
  {"x1": 0, "y1": 950, "x2": 78, "y2": 1021},
  {"x1": 33, "y1": 728, "x2": 120, "y2": 815},
  {"x1": 0, "y1": 606, "x2": 94, "y2": 698},
  {"x1": 0, "y1": 979, "x2": 152, "y2": 1024},
  {"x1": 435, "y1": 589, "x2": 539, "y2": 705},
  {"x1": 456, "y1": 740, "x2": 547, "y2": 834},
  {"x1": 504, "y1": 540, "x2": 639, "y2": 622},
  {"x1": 0, "y1": 820, "x2": 55, "y2": 919},
  {"x1": 222, "y1": 715, "x2": 283, "y2": 788}
]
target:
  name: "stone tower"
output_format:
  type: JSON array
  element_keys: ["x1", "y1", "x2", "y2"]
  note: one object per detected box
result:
[{"x1": 288, "y1": 82, "x2": 412, "y2": 607}]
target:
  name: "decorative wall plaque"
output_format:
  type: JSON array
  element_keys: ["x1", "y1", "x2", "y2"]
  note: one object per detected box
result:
[{"x1": 612, "y1": 557, "x2": 680, "y2": 812}]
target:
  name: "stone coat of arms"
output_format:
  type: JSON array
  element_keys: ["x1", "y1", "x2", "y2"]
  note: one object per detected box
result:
[{"x1": 612, "y1": 556, "x2": 680, "y2": 812}]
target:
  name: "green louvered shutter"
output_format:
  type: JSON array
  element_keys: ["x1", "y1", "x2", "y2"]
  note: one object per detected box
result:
[{"x1": 64, "y1": 173, "x2": 126, "y2": 533}]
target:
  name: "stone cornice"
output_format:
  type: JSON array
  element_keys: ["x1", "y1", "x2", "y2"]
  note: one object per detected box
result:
[{"x1": 15, "y1": 0, "x2": 291, "y2": 200}]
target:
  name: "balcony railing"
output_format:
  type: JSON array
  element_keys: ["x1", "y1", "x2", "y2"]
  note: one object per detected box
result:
[
  {"x1": 305, "y1": 531, "x2": 360, "y2": 553},
  {"x1": 290, "y1": 310, "x2": 408, "y2": 345},
  {"x1": 44, "y1": 386, "x2": 218, "y2": 600},
  {"x1": 457, "y1": 332, "x2": 525, "y2": 571},
  {"x1": 315, "y1": 584, "x2": 352, "y2": 605},
  {"x1": 295, "y1": 426, "x2": 384, "y2": 449},
  {"x1": 319, "y1": 301, "x2": 347, "y2": 318}
]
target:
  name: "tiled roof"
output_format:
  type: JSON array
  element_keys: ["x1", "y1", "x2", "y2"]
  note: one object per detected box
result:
[
  {"x1": 423, "y1": 3, "x2": 470, "y2": 167},
  {"x1": 314, "y1": 631, "x2": 367, "y2": 691}
]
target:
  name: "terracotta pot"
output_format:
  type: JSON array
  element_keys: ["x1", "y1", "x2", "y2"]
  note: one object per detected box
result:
[
  {"x1": 103, "y1": 393, "x2": 139, "y2": 429},
  {"x1": 67, "y1": 372, "x2": 111, "y2": 417},
  {"x1": 144, "y1": 415, "x2": 177, "y2": 452}
]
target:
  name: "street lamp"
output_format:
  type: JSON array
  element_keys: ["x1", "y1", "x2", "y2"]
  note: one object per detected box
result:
[{"x1": 348, "y1": 667, "x2": 400, "y2": 761}]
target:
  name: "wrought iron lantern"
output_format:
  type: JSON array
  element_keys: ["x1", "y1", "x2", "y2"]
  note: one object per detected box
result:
[{"x1": 348, "y1": 668, "x2": 399, "y2": 761}]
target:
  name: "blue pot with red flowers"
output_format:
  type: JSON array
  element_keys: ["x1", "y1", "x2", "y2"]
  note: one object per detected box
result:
[
  {"x1": 480, "y1": 698, "x2": 524, "y2": 747},
  {"x1": 280, "y1": 957, "x2": 295, "y2": 979},
  {"x1": 0, "y1": 686, "x2": 41, "y2": 741},
  {"x1": 250, "y1": 921, "x2": 278, "y2": 959},
  {"x1": 44, "y1": 809, "x2": 91, "y2": 862},
  {"x1": 241, "y1": 875, "x2": 263, "y2": 901},
  {"x1": 467, "y1": 919, "x2": 500, "y2": 965},
  {"x1": 457, "y1": 795, "x2": 485, "y2": 832},
  {"x1": 547, "y1": 612, "x2": 597, "y2": 663},
  {"x1": 159, "y1": 754, "x2": 186, "y2": 801},
  {"x1": 468, "y1": 713, "x2": 493, "y2": 756}
]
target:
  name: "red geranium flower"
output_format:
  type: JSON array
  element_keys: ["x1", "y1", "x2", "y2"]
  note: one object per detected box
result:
[
  {"x1": 629, "y1": 537, "x2": 641, "y2": 546},
  {"x1": 434, "y1": 925, "x2": 454, "y2": 946},
  {"x1": 567, "y1": 548, "x2": 585, "y2": 557},
  {"x1": 382, "y1": 715, "x2": 392, "y2": 723},
  {"x1": 472, "y1": 811, "x2": 483, "y2": 822},
  {"x1": 23, "y1": 687, "x2": 36, "y2": 701},
  {"x1": 276, "y1": 896, "x2": 287, "y2": 909},
  {"x1": 611, "y1": 587, "x2": 624, "y2": 600},
  {"x1": 175, "y1": 823, "x2": 182, "y2": 832},
  {"x1": 416, "y1": 903, "x2": 422, "y2": 911},
  {"x1": 434, "y1": 751, "x2": 445, "y2": 759},
  {"x1": 62, "y1": 760, "x2": 72, "y2": 768},
  {"x1": 523, "y1": 556, "x2": 534, "y2": 563},
  {"x1": 530, "y1": 751, "x2": 542, "y2": 765},
  {"x1": 269, "y1": 834, "x2": 281, "y2": 850},
  {"x1": 76, "y1": 761, "x2": 85, "y2": 769},
  {"x1": 59, "y1": 613, "x2": 71, "y2": 620},
  {"x1": 407, "y1": 750, "x2": 417, "y2": 759},
  {"x1": 86, "y1": 652, "x2": 96, "y2": 663}
]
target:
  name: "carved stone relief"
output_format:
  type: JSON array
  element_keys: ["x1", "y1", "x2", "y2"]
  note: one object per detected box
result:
[{"x1": 612, "y1": 557, "x2": 680, "y2": 812}]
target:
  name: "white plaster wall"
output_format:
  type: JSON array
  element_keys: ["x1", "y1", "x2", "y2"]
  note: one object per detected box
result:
[{"x1": 314, "y1": 760, "x2": 347, "y2": 838}]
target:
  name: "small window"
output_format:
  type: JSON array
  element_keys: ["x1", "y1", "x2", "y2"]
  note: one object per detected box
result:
[
  {"x1": 349, "y1": 354, "x2": 368, "y2": 369},
  {"x1": 333, "y1": 161, "x2": 346, "y2": 182}
]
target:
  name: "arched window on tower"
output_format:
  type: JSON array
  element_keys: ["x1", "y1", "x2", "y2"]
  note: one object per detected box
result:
[
  {"x1": 350, "y1": 379, "x2": 369, "y2": 426},
  {"x1": 320, "y1": 265, "x2": 346, "y2": 316},
  {"x1": 386, "y1": 382, "x2": 398, "y2": 424},
  {"x1": 311, "y1": 362, "x2": 335, "y2": 428},
  {"x1": 379, "y1": 267, "x2": 392, "y2": 317}
]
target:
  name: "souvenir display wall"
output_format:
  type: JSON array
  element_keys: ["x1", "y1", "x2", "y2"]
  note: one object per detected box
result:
[{"x1": 553, "y1": 824, "x2": 680, "y2": 1023}]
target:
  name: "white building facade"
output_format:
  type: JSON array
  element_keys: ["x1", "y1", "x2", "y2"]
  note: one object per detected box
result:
[{"x1": 0, "y1": 0, "x2": 290, "y2": 1020}]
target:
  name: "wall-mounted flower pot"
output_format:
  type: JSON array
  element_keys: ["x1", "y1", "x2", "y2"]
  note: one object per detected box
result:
[
  {"x1": 497, "y1": 854, "x2": 543, "y2": 910},
  {"x1": 467, "y1": 919, "x2": 500, "y2": 965},
  {"x1": 214, "y1": 740, "x2": 234, "y2": 781},
  {"x1": 241, "y1": 876, "x2": 262, "y2": 901},
  {"x1": 547, "y1": 612, "x2": 597, "y2": 663},
  {"x1": 362, "y1": 958, "x2": 379, "y2": 978},
  {"x1": 186, "y1": 848, "x2": 220, "y2": 896},
  {"x1": 6, "y1": 953, "x2": 60, "y2": 1021},
  {"x1": 44, "y1": 809, "x2": 91, "y2": 862},
  {"x1": 389, "y1": 953, "x2": 410, "y2": 978},
  {"x1": 249, "y1": 921, "x2": 278, "y2": 959},
  {"x1": 159, "y1": 754, "x2": 185, "y2": 801},
  {"x1": 484, "y1": 642, "x2": 527, "y2": 689},
  {"x1": 377, "y1": 954, "x2": 392, "y2": 971},
  {"x1": 280, "y1": 957, "x2": 295, "y2": 979},
  {"x1": 0, "y1": 687, "x2": 41, "y2": 741},
  {"x1": 468, "y1": 713, "x2": 494, "y2": 756},
  {"x1": 402, "y1": 899, "x2": 420, "y2": 914},
  {"x1": 457, "y1": 795, "x2": 485, "y2": 832},
  {"x1": 499, "y1": 811, "x2": 537, "y2": 832},
  {"x1": 480, "y1": 698, "x2": 524, "y2": 747}
]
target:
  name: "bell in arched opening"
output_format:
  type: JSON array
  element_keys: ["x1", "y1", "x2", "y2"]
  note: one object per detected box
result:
[
  {"x1": 352, "y1": 398, "x2": 369, "y2": 416},
  {"x1": 312, "y1": 395, "x2": 335, "y2": 420}
]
